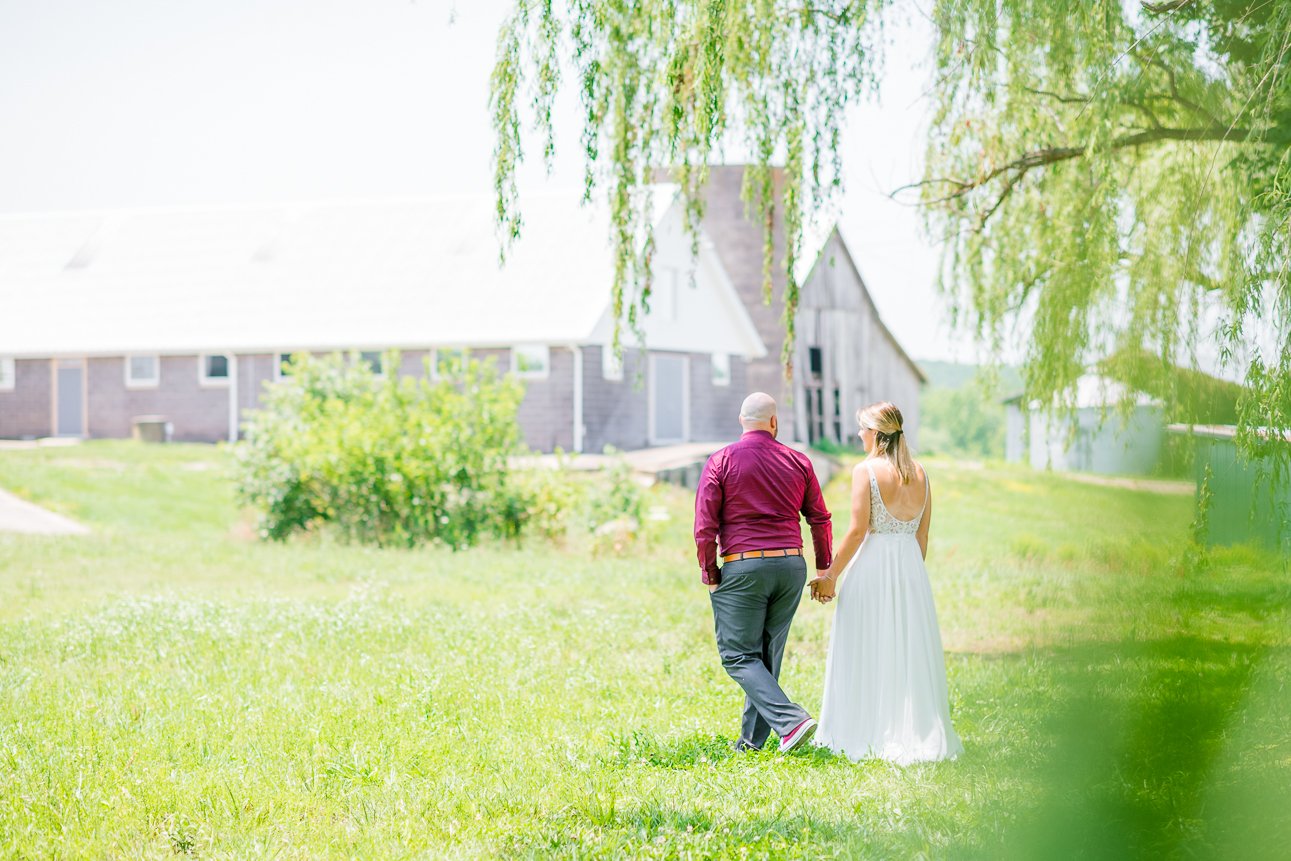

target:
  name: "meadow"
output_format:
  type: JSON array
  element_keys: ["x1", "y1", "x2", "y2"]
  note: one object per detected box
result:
[{"x1": 1, "y1": 441, "x2": 1288, "y2": 859}]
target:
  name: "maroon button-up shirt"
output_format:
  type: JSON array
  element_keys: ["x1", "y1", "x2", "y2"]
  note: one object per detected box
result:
[{"x1": 693, "y1": 430, "x2": 833, "y2": 585}]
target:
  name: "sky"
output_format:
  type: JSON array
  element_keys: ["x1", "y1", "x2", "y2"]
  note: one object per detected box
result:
[{"x1": 0, "y1": 0, "x2": 970, "y2": 363}]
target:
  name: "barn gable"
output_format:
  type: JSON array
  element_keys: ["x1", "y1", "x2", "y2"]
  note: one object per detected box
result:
[{"x1": 697, "y1": 165, "x2": 926, "y2": 446}]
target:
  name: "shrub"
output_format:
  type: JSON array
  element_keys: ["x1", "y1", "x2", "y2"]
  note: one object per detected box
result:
[
  {"x1": 581, "y1": 451, "x2": 645, "y2": 533},
  {"x1": 509, "y1": 456, "x2": 586, "y2": 542},
  {"x1": 508, "y1": 448, "x2": 648, "y2": 554},
  {"x1": 234, "y1": 351, "x2": 526, "y2": 548}
]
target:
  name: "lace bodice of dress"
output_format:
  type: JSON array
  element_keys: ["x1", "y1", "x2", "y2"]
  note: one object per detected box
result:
[{"x1": 866, "y1": 462, "x2": 926, "y2": 535}]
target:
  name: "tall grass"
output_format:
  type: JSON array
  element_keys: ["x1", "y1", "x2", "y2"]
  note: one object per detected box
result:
[{"x1": 0, "y1": 442, "x2": 1287, "y2": 858}]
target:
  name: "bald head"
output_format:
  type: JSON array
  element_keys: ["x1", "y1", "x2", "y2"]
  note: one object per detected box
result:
[{"x1": 739, "y1": 392, "x2": 778, "y2": 433}]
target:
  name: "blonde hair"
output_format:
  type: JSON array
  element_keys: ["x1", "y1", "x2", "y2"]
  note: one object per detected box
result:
[{"x1": 857, "y1": 401, "x2": 916, "y2": 484}]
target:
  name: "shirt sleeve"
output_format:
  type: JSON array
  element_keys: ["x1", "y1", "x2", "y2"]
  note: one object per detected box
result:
[
  {"x1": 693, "y1": 454, "x2": 724, "y2": 584},
  {"x1": 800, "y1": 458, "x2": 833, "y2": 570}
]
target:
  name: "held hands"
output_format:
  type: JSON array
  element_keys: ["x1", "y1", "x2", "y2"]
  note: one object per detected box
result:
[{"x1": 809, "y1": 570, "x2": 836, "y2": 604}]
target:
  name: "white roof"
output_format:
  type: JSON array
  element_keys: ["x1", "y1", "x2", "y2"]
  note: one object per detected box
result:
[
  {"x1": 1071, "y1": 375, "x2": 1158, "y2": 409},
  {"x1": 1166, "y1": 423, "x2": 1291, "y2": 443},
  {"x1": 0, "y1": 188, "x2": 725, "y2": 357},
  {"x1": 1005, "y1": 374, "x2": 1159, "y2": 409}
]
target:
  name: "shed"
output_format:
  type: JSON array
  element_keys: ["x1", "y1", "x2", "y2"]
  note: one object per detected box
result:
[
  {"x1": 1167, "y1": 424, "x2": 1290, "y2": 552},
  {"x1": 1004, "y1": 375, "x2": 1165, "y2": 475}
]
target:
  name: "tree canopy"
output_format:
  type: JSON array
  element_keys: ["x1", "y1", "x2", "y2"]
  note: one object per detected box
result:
[{"x1": 490, "y1": 0, "x2": 1291, "y2": 459}]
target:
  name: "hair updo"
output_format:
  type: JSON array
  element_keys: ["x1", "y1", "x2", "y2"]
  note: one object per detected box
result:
[{"x1": 856, "y1": 401, "x2": 916, "y2": 484}]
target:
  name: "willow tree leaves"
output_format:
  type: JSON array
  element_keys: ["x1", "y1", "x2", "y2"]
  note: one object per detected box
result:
[
  {"x1": 490, "y1": 0, "x2": 1291, "y2": 454},
  {"x1": 490, "y1": 0, "x2": 880, "y2": 364}
]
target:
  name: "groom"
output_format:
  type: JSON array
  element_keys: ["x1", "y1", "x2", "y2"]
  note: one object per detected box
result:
[{"x1": 694, "y1": 392, "x2": 833, "y2": 753}]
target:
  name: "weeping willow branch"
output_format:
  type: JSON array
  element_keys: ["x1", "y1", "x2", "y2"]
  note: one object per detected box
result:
[{"x1": 903, "y1": 124, "x2": 1258, "y2": 209}]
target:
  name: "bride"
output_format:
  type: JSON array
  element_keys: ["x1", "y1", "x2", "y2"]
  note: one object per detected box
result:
[{"x1": 810, "y1": 401, "x2": 962, "y2": 764}]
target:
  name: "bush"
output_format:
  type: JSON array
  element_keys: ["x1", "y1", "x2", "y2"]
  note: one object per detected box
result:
[
  {"x1": 235, "y1": 351, "x2": 526, "y2": 548},
  {"x1": 507, "y1": 448, "x2": 648, "y2": 554},
  {"x1": 509, "y1": 456, "x2": 585, "y2": 542},
  {"x1": 582, "y1": 452, "x2": 645, "y2": 533}
]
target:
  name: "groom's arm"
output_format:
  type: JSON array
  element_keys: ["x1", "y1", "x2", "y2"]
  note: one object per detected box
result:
[
  {"x1": 800, "y1": 462, "x2": 833, "y2": 572},
  {"x1": 694, "y1": 455, "x2": 724, "y2": 586}
]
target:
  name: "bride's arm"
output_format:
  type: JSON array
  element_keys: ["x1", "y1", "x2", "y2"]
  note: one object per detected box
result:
[
  {"x1": 916, "y1": 471, "x2": 932, "y2": 560},
  {"x1": 815, "y1": 464, "x2": 871, "y2": 596}
]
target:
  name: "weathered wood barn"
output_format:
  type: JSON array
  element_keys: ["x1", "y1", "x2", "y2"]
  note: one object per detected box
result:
[
  {"x1": 0, "y1": 167, "x2": 922, "y2": 451},
  {"x1": 699, "y1": 166, "x2": 926, "y2": 447}
]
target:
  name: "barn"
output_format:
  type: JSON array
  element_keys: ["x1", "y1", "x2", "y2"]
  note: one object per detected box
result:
[
  {"x1": 0, "y1": 189, "x2": 767, "y2": 450},
  {"x1": 0, "y1": 167, "x2": 922, "y2": 452}
]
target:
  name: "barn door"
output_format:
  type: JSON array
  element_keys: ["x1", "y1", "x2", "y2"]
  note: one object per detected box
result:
[
  {"x1": 649, "y1": 353, "x2": 689, "y2": 444},
  {"x1": 55, "y1": 358, "x2": 86, "y2": 437}
]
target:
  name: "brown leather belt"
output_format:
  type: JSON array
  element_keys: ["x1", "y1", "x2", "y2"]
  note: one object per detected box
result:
[{"x1": 721, "y1": 547, "x2": 803, "y2": 563}]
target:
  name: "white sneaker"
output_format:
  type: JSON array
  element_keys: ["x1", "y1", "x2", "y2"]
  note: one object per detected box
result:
[{"x1": 778, "y1": 718, "x2": 817, "y2": 754}]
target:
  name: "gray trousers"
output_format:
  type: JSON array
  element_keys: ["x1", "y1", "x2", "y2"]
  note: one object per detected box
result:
[{"x1": 708, "y1": 555, "x2": 811, "y2": 750}]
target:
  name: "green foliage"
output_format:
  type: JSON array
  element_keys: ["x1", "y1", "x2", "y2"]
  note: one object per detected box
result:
[
  {"x1": 2, "y1": 443, "x2": 1289, "y2": 857},
  {"x1": 510, "y1": 449, "x2": 648, "y2": 554},
  {"x1": 920, "y1": 372, "x2": 1007, "y2": 459},
  {"x1": 510, "y1": 459, "x2": 588, "y2": 542},
  {"x1": 581, "y1": 452, "x2": 646, "y2": 533},
  {"x1": 491, "y1": 1, "x2": 1291, "y2": 465},
  {"x1": 234, "y1": 351, "x2": 527, "y2": 548}
]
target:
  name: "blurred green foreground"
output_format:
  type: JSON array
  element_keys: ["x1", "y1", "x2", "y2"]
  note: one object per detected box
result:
[{"x1": 0, "y1": 442, "x2": 1287, "y2": 859}]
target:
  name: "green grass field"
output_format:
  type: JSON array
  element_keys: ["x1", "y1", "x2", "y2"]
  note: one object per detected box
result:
[{"x1": 1, "y1": 442, "x2": 1288, "y2": 859}]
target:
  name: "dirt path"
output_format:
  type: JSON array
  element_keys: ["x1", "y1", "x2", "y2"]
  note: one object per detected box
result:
[{"x1": 1060, "y1": 472, "x2": 1194, "y2": 496}]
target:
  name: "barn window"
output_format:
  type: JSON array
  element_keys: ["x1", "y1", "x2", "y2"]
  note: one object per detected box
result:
[
  {"x1": 711, "y1": 353, "x2": 731, "y2": 387},
  {"x1": 434, "y1": 348, "x2": 465, "y2": 379},
  {"x1": 808, "y1": 347, "x2": 823, "y2": 379},
  {"x1": 832, "y1": 386, "x2": 842, "y2": 442},
  {"x1": 125, "y1": 355, "x2": 160, "y2": 388},
  {"x1": 274, "y1": 352, "x2": 297, "y2": 381},
  {"x1": 358, "y1": 351, "x2": 385, "y2": 377},
  {"x1": 0, "y1": 358, "x2": 14, "y2": 391},
  {"x1": 200, "y1": 354, "x2": 230, "y2": 386},
  {"x1": 513, "y1": 345, "x2": 550, "y2": 379}
]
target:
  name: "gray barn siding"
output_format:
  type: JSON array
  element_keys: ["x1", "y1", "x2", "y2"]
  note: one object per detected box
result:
[
  {"x1": 237, "y1": 353, "x2": 276, "y2": 428},
  {"x1": 688, "y1": 352, "x2": 748, "y2": 441},
  {"x1": 0, "y1": 359, "x2": 53, "y2": 438},
  {"x1": 396, "y1": 350, "x2": 431, "y2": 378},
  {"x1": 234, "y1": 346, "x2": 573, "y2": 452},
  {"x1": 698, "y1": 166, "x2": 801, "y2": 442},
  {"x1": 85, "y1": 356, "x2": 229, "y2": 442},
  {"x1": 0, "y1": 346, "x2": 755, "y2": 449},
  {"x1": 582, "y1": 347, "x2": 649, "y2": 453},
  {"x1": 794, "y1": 231, "x2": 923, "y2": 446},
  {"x1": 515, "y1": 347, "x2": 575, "y2": 453},
  {"x1": 581, "y1": 347, "x2": 751, "y2": 451}
]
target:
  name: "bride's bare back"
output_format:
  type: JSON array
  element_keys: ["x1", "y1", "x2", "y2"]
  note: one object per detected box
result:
[{"x1": 867, "y1": 457, "x2": 928, "y2": 522}]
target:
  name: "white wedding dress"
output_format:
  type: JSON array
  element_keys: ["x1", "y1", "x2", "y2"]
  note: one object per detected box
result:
[{"x1": 815, "y1": 461, "x2": 963, "y2": 764}]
